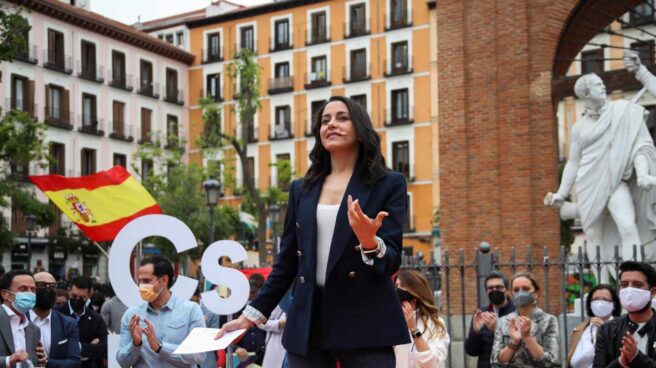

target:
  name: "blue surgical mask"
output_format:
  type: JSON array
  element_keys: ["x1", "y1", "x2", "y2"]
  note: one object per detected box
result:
[{"x1": 5, "y1": 291, "x2": 36, "y2": 314}]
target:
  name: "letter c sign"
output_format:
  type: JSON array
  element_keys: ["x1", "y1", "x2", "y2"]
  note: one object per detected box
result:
[{"x1": 108, "y1": 214, "x2": 250, "y2": 315}]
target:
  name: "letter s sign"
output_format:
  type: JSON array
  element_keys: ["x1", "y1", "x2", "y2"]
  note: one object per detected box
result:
[{"x1": 108, "y1": 214, "x2": 249, "y2": 315}]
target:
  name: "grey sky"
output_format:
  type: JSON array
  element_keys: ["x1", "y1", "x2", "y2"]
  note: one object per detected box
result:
[{"x1": 90, "y1": 0, "x2": 272, "y2": 25}]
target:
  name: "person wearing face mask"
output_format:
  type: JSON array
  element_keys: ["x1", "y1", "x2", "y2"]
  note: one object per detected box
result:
[
  {"x1": 117, "y1": 255, "x2": 206, "y2": 368},
  {"x1": 0, "y1": 270, "x2": 42, "y2": 368},
  {"x1": 465, "y1": 271, "x2": 516, "y2": 368},
  {"x1": 567, "y1": 285, "x2": 621, "y2": 368},
  {"x1": 30, "y1": 272, "x2": 81, "y2": 368},
  {"x1": 491, "y1": 273, "x2": 560, "y2": 368},
  {"x1": 593, "y1": 261, "x2": 656, "y2": 368},
  {"x1": 54, "y1": 276, "x2": 107, "y2": 368}
]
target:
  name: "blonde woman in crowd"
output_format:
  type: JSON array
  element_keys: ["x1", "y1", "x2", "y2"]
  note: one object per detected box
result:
[{"x1": 394, "y1": 269, "x2": 450, "y2": 368}]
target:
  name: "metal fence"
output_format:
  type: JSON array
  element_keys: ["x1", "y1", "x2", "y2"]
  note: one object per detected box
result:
[{"x1": 401, "y1": 244, "x2": 656, "y2": 368}]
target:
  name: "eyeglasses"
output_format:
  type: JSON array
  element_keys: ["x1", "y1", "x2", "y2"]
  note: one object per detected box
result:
[
  {"x1": 35, "y1": 282, "x2": 57, "y2": 289},
  {"x1": 486, "y1": 285, "x2": 505, "y2": 292}
]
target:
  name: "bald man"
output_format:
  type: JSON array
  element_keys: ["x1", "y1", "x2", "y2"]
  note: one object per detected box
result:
[{"x1": 31, "y1": 272, "x2": 81, "y2": 368}]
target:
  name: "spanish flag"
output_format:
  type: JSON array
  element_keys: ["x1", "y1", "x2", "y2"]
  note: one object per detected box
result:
[{"x1": 29, "y1": 166, "x2": 161, "y2": 242}]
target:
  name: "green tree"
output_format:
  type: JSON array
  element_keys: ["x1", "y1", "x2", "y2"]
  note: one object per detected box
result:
[{"x1": 0, "y1": 7, "x2": 31, "y2": 82}]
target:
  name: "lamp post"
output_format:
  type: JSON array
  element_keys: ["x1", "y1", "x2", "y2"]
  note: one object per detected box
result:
[
  {"x1": 269, "y1": 204, "x2": 280, "y2": 257},
  {"x1": 202, "y1": 178, "x2": 221, "y2": 287},
  {"x1": 25, "y1": 214, "x2": 37, "y2": 272}
]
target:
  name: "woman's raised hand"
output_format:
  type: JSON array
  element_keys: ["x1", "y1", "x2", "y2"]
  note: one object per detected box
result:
[{"x1": 347, "y1": 195, "x2": 388, "y2": 250}]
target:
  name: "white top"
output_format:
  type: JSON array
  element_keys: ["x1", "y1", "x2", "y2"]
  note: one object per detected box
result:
[
  {"x1": 633, "y1": 322, "x2": 649, "y2": 355},
  {"x1": 570, "y1": 323, "x2": 597, "y2": 368},
  {"x1": 394, "y1": 315, "x2": 450, "y2": 368},
  {"x1": 29, "y1": 310, "x2": 52, "y2": 355},
  {"x1": 3, "y1": 304, "x2": 29, "y2": 368},
  {"x1": 316, "y1": 204, "x2": 339, "y2": 287}
]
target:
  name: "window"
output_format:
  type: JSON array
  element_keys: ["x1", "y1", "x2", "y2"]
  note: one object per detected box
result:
[
  {"x1": 276, "y1": 153, "x2": 291, "y2": 191},
  {"x1": 630, "y1": 1, "x2": 654, "y2": 26},
  {"x1": 311, "y1": 100, "x2": 326, "y2": 127},
  {"x1": 176, "y1": 32, "x2": 184, "y2": 46},
  {"x1": 166, "y1": 68, "x2": 179, "y2": 101},
  {"x1": 391, "y1": 88, "x2": 410, "y2": 122},
  {"x1": 391, "y1": 41, "x2": 409, "y2": 73},
  {"x1": 167, "y1": 115, "x2": 178, "y2": 146},
  {"x1": 349, "y1": 4, "x2": 366, "y2": 36},
  {"x1": 47, "y1": 29, "x2": 65, "y2": 68},
  {"x1": 351, "y1": 94, "x2": 367, "y2": 110},
  {"x1": 141, "y1": 108, "x2": 152, "y2": 143},
  {"x1": 274, "y1": 19, "x2": 290, "y2": 49},
  {"x1": 240, "y1": 26, "x2": 255, "y2": 52},
  {"x1": 632, "y1": 40, "x2": 655, "y2": 66},
  {"x1": 112, "y1": 101, "x2": 125, "y2": 136},
  {"x1": 311, "y1": 11, "x2": 327, "y2": 44},
  {"x1": 207, "y1": 73, "x2": 222, "y2": 101},
  {"x1": 49, "y1": 143, "x2": 65, "y2": 175},
  {"x1": 392, "y1": 141, "x2": 410, "y2": 178},
  {"x1": 140, "y1": 60, "x2": 154, "y2": 94},
  {"x1": 11, "y1": 75, "x2": 33, "y2": 113},
  {"x1": 581, "y1": 49, "x2": 604, "y2": 74},
  {"x1": 247, "y1": 157, "x2": 255, "y2": 187},
  {"x1": 350, "y1": 49, "x2": 367, "y2": 80},
  {"x1": 275, "y1": 106, "x2": 291, "y2": 138},
  {"x1": 246, "y1": 113, "x2": 257, "y2": 142},
  {"x1": 158, "y1": 34, "x2": 164, "y2": 40},
  {"x1": 141, "y1": 159, "x2": 153, "y2": 179},
  {"x1": 275, "y1": 62, "x2": 290, "y2": 78},
  {"x1": 81, "y1": 148, "x2": 96, "y2": 175},
  {"x1": 207, "y1": 32, "x2": 221, "y2": 62},
  {"x1": 165, "y1": 34, "x2": 174, "y2": 44},
  {"x1": 112, "y1": 50, "x2": 126, "y2": 85},
  {"x1": 46, "y1": 85, "x2": 69, "y2": 124},
  {"x1": 82, "y1": 93, "x2": 97, "y2": 127},
  {"x1": 311, "y1": 56, "x2": 327, "y2": 81},
  {"x1": 113, "y1": 153, "x2": 127, "y2": 168},
  {"x1": 390, "y1": 0, "x2": 408, "y2": 28},
  {"x1": 80, "y1": 40, "x2": 96, "y2": 78}
]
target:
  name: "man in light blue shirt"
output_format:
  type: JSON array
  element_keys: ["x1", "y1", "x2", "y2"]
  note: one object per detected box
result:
[{"x1": 117, "y1": 255, "x2": 206, "y2": 367}]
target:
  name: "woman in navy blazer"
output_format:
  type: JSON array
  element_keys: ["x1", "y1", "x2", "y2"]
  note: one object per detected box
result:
[{"x1": 218, "y1": 96, "x2": 410, "y2": 367}]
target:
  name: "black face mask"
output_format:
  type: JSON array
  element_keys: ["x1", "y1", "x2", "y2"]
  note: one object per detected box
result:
[
  {"x1": 488, "y1": 290, "x2": 506, "y2": 305},
  {"x1": 396, "y1": 288, "x2": 415, "y2": 303},
  {"x1": 35, "y1": 288, "x2": 56, "y2": 310},
  {"x1": 69, "y1": 298, "x2": 87, "y2": 313}
]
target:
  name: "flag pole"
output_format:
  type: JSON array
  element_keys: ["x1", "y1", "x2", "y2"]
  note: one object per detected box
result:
[{"x1": 92, "y1": 241, "x2": 108, "y2": 258}]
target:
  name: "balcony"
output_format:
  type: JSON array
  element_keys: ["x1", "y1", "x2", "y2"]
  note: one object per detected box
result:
[
  {"x1": 108, "y1": 71, "x2": 134, "y2": 92},
  {"x1": 233, "y1": 42, "x2": 257, "y2": 57},
  {"x1": 306, "y1": 26, "x2": 331, "y2": 46},
  {"x1": 384, "y1": 106, "x2": 414, "y2": 126},
  {"x1": 343, "y1": 21, "x2": 370, "y2": 39},
  {"x1": 270, "y1": 125, "x2": 293, "y2": 141},
  {"x1": 77, "y1": 62, "x2": 105, "y2": 84},
  {"x1": 137, "y1": 81, "x2": 160, "y2": 99},
  {"x1": 77, "y1": 116, "x2": 104, "y2": 137},
  {"x1": 4, "y1": 99, "x2": 36, "y2": 118},
  {"x1": 109, "y1": 124, "x2": 134, "y2": 142},
  {"x1": 43, "y1": 50, "x2": 73, "y2": 74},
  {"x1": 138, "y1": 128, "x2": 153, "y2": 144},
  {"x1": 164, "y1": 88, "x2": 184, "y2": 105},
  {"x1": 13, "y1": 44, "x2": 37, "y2": 64},
  {"x1": 343, "y1": 64, "x2": 371, "y2": 83},
  {"x1": 268, "y1": 76, "x2": 293, "y2": 94},
  {"x1": 202, "y1": 48, "x2": 224, "y2": 64},
  {"x1": 201, "y1": 89, "x2": 224, "y2": 103},
  {"x1": 384, "y1": 57, "x2": 414, "y2": 77},
  {"x1": 386, "y1": 12, "x2": 413, "y2": 31},
  {"x1": 270, "y1": 36, "x2": 293, "y2": 53},
  {"x1": 44, "y1": 107, "x2": 73, "y2": 130},
  {"x1": 304, "y1": 70, "x2": 331, "y2": 89}
]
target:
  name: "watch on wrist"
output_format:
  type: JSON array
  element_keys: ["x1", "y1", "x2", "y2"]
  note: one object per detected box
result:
[
  {"x1": 411, "y1": 329, "x2": 422, "y2": 339},
  {"x1": 508, "y1": 341, "x2": 521, "y2": 350},
  {"x1": 155, "y1": 341, "x2": 163, "y2": 353}
]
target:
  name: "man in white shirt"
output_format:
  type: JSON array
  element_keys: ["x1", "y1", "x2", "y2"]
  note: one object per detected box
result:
[
  {"x1": 30, "y1": 272, "x2": 81, "y2": 368},
  {"x1": 0, "y1": 270, "x2": 42, "y2": 367}
]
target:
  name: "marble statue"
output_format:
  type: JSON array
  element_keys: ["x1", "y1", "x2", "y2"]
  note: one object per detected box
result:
[{"x1": 545, "y1": 52, "x2": 656, "y2": 263}]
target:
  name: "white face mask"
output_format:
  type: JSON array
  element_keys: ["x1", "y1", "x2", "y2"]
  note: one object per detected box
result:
[
  {"x1": 590, "y1": 300, "x2": 614, "y2": 318},
  {"x1": 619, "y1": 287, "x2": 653, "y2": 312}
]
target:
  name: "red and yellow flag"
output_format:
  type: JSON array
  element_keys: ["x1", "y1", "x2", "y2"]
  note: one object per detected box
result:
[{"x1": 29, "y1": 166, "x2": 161, "y2": 242}]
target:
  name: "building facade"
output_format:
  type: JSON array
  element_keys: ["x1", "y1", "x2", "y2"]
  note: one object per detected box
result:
[{"x1": 0, "y1": 0, "x2": 194, "y2": 280}]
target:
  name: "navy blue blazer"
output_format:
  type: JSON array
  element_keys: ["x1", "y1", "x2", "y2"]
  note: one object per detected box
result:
[
  {"x1": 249, "y1": 168, "x2": 410, "y2": 355},
  {"x1": 28, "y1": 310, "x2": 81, "y2": 368}
]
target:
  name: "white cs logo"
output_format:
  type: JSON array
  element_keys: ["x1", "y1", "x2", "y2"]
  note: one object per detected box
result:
[{"x1": 108, "y1": 214, "x2": 250, "y2": 315}]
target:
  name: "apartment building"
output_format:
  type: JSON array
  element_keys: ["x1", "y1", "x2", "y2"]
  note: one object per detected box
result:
[
  {"x1": 0, "y1": 0, "x2": 194, "y2": 279},
  {"x1": 141, "y1": 0, "x2": 437, "y2": 260}
]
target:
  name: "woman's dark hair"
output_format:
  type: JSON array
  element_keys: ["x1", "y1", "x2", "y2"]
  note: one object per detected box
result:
[
  {"x1": 586, "y1": 284, "x2": 621, "y2": 318},
  {"x1": 304, "y1": 96, "x2": 389, "y2": 189}
]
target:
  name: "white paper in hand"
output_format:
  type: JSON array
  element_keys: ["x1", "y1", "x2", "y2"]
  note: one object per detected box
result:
[{"x1": 173, "y1": 328, "x2": 246, "y2": 355}]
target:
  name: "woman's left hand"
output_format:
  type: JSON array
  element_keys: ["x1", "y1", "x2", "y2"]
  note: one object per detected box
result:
[
  {"x1": 518, "y1": 316, "x2": 532, "y2": 338},
  {"x1": 402, "y1": 302, "x2": 417, "y2": 331},
  {"x1": 347, "y1": 195, "x2": 388, "y2": 250}
]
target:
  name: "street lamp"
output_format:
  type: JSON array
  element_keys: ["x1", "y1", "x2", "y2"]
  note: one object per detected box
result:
[
  {"x1": 25, "y1": 214, "x2": 37, "y2": 272},
  {"x1": 269, "y1": 204, "x2": 280, "y2": 256},
  {"x1": 202, "y1": 178, "x2": 221, "y2": 269}
]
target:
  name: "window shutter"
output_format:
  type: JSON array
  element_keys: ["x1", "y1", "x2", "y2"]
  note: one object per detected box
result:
[
  {"x1": 62, "y1": 89, "x2": 70, "y2": 123},
  {"x1": 26, "y1": 80, "x2": 34, "y2": 115}
]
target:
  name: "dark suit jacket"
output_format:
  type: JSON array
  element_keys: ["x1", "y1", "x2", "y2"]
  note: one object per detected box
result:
[
  {"x1": 594, "y1": 311, "x2": 656, "y2": 368},
  {"x1": 28, "y1": 310, "x2": 81, "y2": 368},
  {"x1": 54, "y1": 304, "x2": 107, "y2": 368},
  {"x1": 249, "y1": 167, "x2": 410, "y2": 355},
  {"x1": 0, "y1": 304, "x2": 40, "y2": 368}
]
